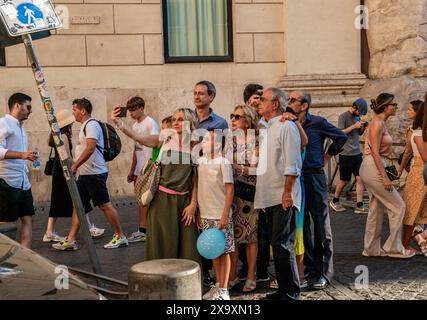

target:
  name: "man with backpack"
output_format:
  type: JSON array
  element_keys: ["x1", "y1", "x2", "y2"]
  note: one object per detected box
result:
[{"x1": 53, "y1": 98, "x2": 127, "y2": 251}]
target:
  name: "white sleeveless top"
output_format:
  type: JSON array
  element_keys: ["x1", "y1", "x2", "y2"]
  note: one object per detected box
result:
[{"x1": 411, "y1": 129, "x2": 423, "y2": 157}]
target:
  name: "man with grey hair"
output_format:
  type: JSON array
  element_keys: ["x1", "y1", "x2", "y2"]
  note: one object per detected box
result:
[
  {"x1": 255, "y1": 87, "x2": 302, "y2": 300},
  {"x1": 285, "y1": 90, "x2": 347, "y2": 290}
]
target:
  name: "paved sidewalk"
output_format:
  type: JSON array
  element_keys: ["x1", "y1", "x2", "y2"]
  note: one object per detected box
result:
[{"x1": 30, "y1": 196, "x2": 427, "y2": 300}]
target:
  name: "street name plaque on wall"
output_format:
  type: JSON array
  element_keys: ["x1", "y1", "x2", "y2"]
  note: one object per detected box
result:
[{"x1": 0, "y1": 0, "x2": 61, "y2": 36}]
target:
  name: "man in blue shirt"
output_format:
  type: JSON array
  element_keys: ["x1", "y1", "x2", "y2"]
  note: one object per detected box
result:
[
  {"x1": 286, "y1": 90, "x2": 347, "y2": 290},
  {"x1": 193, "y1": 80, "x2": 228, "y2": 130}
]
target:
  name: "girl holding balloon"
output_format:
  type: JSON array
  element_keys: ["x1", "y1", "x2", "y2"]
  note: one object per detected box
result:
[{"x1": 197, "y1": 130, "x2": 235, "y2": 300}]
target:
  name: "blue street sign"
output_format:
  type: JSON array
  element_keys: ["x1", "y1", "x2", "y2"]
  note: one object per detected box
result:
[
  {"x1": 16, "y1": 3, "x2": 43, "y2": 26},
  {"x1": 0, "y1": 0, "x2": 61, "y2": 37}
]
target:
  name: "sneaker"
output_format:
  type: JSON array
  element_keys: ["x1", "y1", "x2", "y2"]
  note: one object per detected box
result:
[
  {"x1": 203, "y1": 283, "x2": 219, "y2": 300},
  {"x1": 300, "y1": 279, "x2": 309, "y2": 292},
  {"x1": 256, "y1": 274, "x2": 270, "y2": 282},
  {"x1": 89, "y1": 225, "x2": 105, "y2": 238},
  {"x1": 329, "y1": 200, "x2": 346, "y2": 212},
  {"x1": 354, "y1": 205, "x2": 368, "y2": 214},
  {"x1": 52, "y1": 239, "x2": 78, "y2": 251},
  {"x1": 103, "y1": 234, "x2": 128, "y2": 249},
  {"x1": 211, "y1": 288, "x2": 230, "y2": 300},
  {"x1": 43, "y1": 232, "x2": 65, "y2": 242},
  {"x1": 127, "y1": 231, "x2": 146, "y2": 243}
]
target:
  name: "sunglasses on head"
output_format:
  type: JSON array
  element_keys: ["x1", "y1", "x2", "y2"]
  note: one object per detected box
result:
[{"x1": 230, "y1": 114, "x2": 244, "y2": 121}]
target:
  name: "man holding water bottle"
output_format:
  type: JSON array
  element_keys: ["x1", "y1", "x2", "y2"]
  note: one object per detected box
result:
[{"x1": 0, "y1": 93, "x2": 38, "y2": 248}]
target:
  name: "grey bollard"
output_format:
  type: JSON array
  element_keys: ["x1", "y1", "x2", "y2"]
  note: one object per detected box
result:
[
  {"x1": 128, "y1": 259, "x2": 202, "y2": 300},
  {"x1": 0, "y1": 222, "x2": 18, "y2": 241}
]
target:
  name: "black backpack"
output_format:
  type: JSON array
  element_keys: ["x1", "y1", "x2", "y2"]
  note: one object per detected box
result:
[{"x1": 83, "y1": 119, "x2": 121, "y2": 162}]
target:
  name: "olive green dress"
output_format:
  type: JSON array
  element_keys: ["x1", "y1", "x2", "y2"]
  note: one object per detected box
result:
[{"x1": 145, "y1": 150, "x2": 202, "y2": 267}]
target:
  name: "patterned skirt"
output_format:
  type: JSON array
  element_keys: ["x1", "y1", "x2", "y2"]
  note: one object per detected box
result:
[
  {"x1": 232, "y1": 197, "x2": 258, "y2": 244},
  {"x1": 403, "y1": 157, "x2": 427, "y2": 225}
]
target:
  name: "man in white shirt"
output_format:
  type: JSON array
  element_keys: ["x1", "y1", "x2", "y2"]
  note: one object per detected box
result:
[
  {"x1": 255, "y1": 88, "x2": 302, "y2": 300},
  {"x1": 0, "y1": 93, "x2": 38, "y2": 248},
  {"x1": 53, "y1": 98, "x2": 127, "y2": 251},
  {"x1": 124, "y1": 96, "x2": 159, "y2": 243}
]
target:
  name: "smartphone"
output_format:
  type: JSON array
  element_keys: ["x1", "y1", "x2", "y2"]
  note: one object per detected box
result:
[{"x1": 119, "y1": 106, "x2": 127, "y2": 118}]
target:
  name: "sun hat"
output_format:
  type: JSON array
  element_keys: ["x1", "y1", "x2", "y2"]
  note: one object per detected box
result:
[{"x1": 56, "y1": 109, "x2": 75, "y2": 129}]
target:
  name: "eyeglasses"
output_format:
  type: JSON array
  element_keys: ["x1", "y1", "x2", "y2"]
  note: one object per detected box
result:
[
  {"x1": 288, "y1": 97, "x2": 304, "y2": 104},
  {"x1": 230, "y1": 114, "x2": 244, "y2": 121}
]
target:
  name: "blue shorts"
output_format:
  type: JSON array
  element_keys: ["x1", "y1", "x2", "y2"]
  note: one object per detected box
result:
[{"x1": 77, "y1": 172, "x2": 110, "y2": 213}]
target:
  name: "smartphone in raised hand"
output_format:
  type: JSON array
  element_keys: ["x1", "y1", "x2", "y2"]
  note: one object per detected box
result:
[{"x1": 119, "y1": 106, "x2": 127, "y2": 118}]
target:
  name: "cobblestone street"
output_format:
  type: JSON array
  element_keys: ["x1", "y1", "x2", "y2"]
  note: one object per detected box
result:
[{"x1": 30, "y1": 196, "x2": 427, "y2": 300}]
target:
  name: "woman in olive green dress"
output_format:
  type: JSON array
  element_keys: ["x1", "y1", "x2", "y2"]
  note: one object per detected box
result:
[{"x1": 112, "y1": 107, "x2": 201, "y2": 266}]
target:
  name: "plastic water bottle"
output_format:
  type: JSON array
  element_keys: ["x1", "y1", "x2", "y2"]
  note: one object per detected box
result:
[{"x1": 32, "y1": 147, "x2": 41, "y2": 170}]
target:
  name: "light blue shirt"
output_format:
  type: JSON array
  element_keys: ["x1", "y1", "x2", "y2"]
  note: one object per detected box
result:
[
  {"x1": 254, "y1": 116, "x2": 302, "y2": 211},
  {"x1": 0, "y1": 114, "x2": 31, "y2": 190}
]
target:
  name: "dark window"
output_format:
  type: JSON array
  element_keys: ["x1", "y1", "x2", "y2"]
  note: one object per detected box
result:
[{"x1": 163, "y1": 0, "x2": 233, "y2": 63}]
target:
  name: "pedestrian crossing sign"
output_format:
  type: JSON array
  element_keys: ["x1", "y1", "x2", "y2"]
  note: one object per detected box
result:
[{"x1": 0, "y1": 0, "x2": 61, "y2": 36}]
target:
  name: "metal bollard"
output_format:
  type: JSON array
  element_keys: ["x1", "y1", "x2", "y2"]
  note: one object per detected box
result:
[{"x1": 128, "y1": 259, "x2": 201, "y2": 300}]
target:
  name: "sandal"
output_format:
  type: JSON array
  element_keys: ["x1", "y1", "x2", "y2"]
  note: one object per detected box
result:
[
  {"x1": 269, "y1": 278, "x2": 278, "y2": 289},
  {"x1": 242, "y1": 279, "x2": 256, "y2": 293},
  {"x1": 415, "y1": 234, "x2": 427, "y2": 255},
  {"x1": 387, "y1": 248, "x2": 416, "y2": 259}
]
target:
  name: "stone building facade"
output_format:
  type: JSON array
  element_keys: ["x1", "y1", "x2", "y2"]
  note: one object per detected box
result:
[{"x1": 0, "y1": 0, "x2": 423, "y2": 201}]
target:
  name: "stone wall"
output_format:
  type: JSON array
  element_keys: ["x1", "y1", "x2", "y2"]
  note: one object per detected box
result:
[{"x1": 360, "y1": 0, "x2": 427, "y2": 150}]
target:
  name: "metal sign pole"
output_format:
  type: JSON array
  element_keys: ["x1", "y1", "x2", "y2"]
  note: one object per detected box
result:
[{"x1": 22, "y1": 33, "x2": 103, "y2": 276}]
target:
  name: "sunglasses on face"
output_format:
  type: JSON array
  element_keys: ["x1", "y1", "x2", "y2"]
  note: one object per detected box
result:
[
  {"x1": 288, "y1": 97, "x2": 304, "y2": 104},
  {"x1": 230, "y1": 114, "x2": 244, "y2": 121}
]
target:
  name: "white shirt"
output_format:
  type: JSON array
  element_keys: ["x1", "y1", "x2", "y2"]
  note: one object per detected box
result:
[
  {"x1": 259, "y1": 117, "x2": 268, "y2": 129},
  {"x1": 133, "y1": 116, "x2": 160, "y2": 175},
  {"x1": 75, "y1": 118, "x2": 108, "y2": 176},
  {"x1": 254, "y1": 116, "x2": 302, "y2": 211},
  {"x1": 411, "y1": 129, "x2": 422, "y2": 157},
  {"x1": 0, "y1": 114, "x2": 31, "y2": 190},
  {"x1": 197, "y1": 156, "x2": 234, "y2": 220}
]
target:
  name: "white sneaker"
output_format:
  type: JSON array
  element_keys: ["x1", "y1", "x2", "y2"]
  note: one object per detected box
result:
[
  {"x1": 43, "y1": 232, "x2": 66, "y2": 242},
  {"x1": 354, "y1": 205, "x2": 368, "y2": 214},
  {"x1": 203, "y1": 283, "x2": 219, "y2": 300},
  {"x1": 329, "y1": 200, "x2": 346, "y2": 212},
  {"x1": 211, "y1": 288, "x2": 230, "y2": 300},
  {"x1": 52, "y1": 239, "x2": 78, "y2": 251},
  {"x1": 127, "y1": 231, "x2": 146, "y2": 243},
  {"x1": 103, "y1": 234, "x2": 128, "y2": 249},
  {"x1": 89, "y1": 225, "x2": 105, "y2": 238}
]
